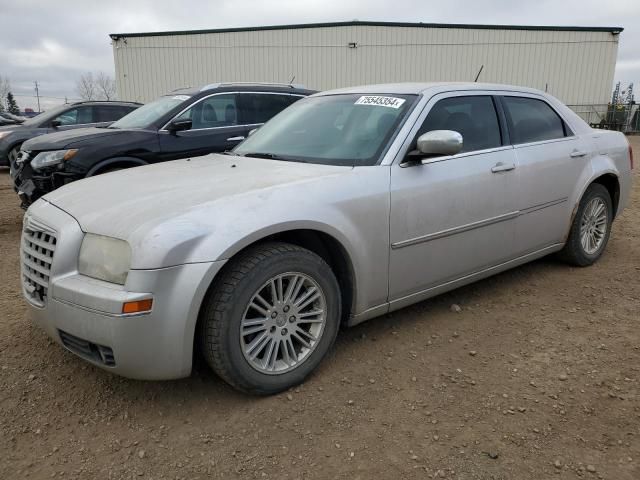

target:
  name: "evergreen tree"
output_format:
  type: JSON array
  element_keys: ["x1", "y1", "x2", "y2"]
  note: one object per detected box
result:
[{"x1": 6, "y1": 92, "x2": 20, "y2": 115}]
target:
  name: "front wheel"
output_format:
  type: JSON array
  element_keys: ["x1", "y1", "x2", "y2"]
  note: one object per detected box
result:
[
  {"x1": 199, "y1": 242, "x2": 341, "y2": 395},
  {"x1": 559, "y1": 183, "x2": 613, "y2": 266}
]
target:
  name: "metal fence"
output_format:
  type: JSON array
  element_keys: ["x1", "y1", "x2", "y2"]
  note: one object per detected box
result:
[{"x1": 568, "y1": 104, "x2": 640, "y2": 133}]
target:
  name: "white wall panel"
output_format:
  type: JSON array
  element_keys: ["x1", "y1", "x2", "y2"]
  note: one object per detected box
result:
[{"x1": 112, "y1": 24, "x2": 620, "y2": 105}]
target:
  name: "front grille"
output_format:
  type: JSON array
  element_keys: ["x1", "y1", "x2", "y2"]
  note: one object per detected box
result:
[
  {"x1": 21, "y1": 216, "x2": 57, "y2": 306},
  {"x1": 59, "y1": 330, "x2": 116, "y2": 367}
]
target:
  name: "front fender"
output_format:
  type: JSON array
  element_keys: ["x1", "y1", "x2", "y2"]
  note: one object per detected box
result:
[{"x1": 131, "y1": 166, "x2": 392, "y2": 316}]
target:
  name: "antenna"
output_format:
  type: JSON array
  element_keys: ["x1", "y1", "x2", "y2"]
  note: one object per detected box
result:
[
  {"x1": 288, "y1": 75, "x2": 296, "y2": 85},
  {"x1": 474, "y1": 65, "x2": 484, "y2": 83}
]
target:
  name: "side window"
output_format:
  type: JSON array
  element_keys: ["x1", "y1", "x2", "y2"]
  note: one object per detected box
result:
[
  {"x1": 53, "y1": 108, "x2": 78, "y2": 126},
  {"x1": 54, "y1": 106, "x2": 93, "y2": 125},
  {"x1": 176, "y1": 94, "x2": 237, "y2": 129},
  {"x1": 95, "y1": 105, "x2": 133, "y2": 122},
  {"x1": 502, "y1": 96, "x2": 566, "y2": 144},
  {"x1": 240, "y1": 94, "x2": 298, "y2": 125},
  {"x1": 418, "y1": 96, "x2": 502, "y2": 153}
]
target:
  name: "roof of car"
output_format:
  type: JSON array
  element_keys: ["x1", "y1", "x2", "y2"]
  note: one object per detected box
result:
[
  {"x1": 169, "y1": 82, "x2": 316, "y2": 96},
  {"x1": 316, "y1": 82, "x2": 547, "y2": 96},
  {"x1": 70, "y1": 100, "x2": 143, "y2": 106}
]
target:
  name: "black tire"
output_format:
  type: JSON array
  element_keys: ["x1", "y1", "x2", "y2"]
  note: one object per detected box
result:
[
  {"x1": 199, "y1": 242, "x2": 341, "y2": 395},
  {"x1": 559, "y1": 183, "x2": 613, "y2": 266}
]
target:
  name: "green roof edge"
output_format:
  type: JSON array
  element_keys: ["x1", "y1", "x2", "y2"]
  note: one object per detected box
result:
[{"x1": 109, "y1": 20, "x2": 624, "y2": 39}]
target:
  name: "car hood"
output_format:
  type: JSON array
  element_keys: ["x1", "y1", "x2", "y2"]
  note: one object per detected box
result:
[
  {"x1": 0, "y1": 124, "x2": 22, "y2": 133},
  {"x1": 44, "y1": 154, "x2": 352, "y2": 265},
  {"x1": 23, "y1": 127, "x2": 129, "y2": 150}
]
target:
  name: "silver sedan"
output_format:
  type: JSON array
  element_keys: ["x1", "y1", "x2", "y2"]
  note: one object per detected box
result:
[{"x1": 21, "y1": 82, "x2": 633, "y2": 394}]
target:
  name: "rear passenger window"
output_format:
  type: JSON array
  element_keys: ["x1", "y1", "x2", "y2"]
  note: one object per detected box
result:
[
  {"x1": 240, "y1": 94, "x2": 299, "y2": 125},
  {"x1": 502, "y1": 97, "x2": 566, "y2": 144},
  {"x1": 95, "y1": 106, "x2": 132, "y2": 122},
  {"x1": 419, "y1": 96, "x2": 502, "y2": 153}
]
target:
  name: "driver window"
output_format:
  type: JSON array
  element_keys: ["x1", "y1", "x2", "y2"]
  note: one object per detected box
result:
[
  {"x1": 419, "y1": 96, "x2": 502, "y2": 153},
  {"x1": 176, "y1": 94, "x2": 237, "y2": 130}
]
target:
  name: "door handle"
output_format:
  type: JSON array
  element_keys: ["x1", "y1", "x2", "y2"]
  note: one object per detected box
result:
[
  {"x1": 227, "y1": 136, "x2": 245, "y2": 142},
  {"x1": 570, "y1": 150, "x2": 587, "y2": 158},
  {"x1": 491, "y1": 162, "x2": 516, "y2": 173}
]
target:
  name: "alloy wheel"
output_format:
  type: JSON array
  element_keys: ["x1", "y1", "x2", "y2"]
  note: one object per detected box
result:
[
  {"x1": 240, "y1": 272, "x2": 327, "y2": 375},
  {"x1": 579, "y1": 197, "x2": 608, "y2": 255}
]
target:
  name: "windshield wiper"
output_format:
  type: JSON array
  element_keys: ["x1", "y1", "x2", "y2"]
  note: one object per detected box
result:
[
  {"x1": 222, "y1": 150, "x2": 240, "y2": 156},
  {"x1": 242, "y1": 152, "x2": 307, "y2": 163}
]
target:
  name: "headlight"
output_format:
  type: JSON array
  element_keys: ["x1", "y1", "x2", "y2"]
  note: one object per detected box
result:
[
  {"x1": 31, "y1": 149, "x2": 78, "y2": 170},
  {"x1": 78, "y1": 233, "x2": 131, "y2": 285},
  {"x1": 0, "y1": 131, "x2": 11, "y2": 140}
]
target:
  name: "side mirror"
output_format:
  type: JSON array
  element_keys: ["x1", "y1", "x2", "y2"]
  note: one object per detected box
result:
[
  {"x1": 415, "y1": 130, "x2": 463, "y2": 158},
  {"x1": 167, "y1": 118, "x2": 192, "y2": 134},
  {"x1": 50, "y1": 120, "x2": 61, "y2": 128}
]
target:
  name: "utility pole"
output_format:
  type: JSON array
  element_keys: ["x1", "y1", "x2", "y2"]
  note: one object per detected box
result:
[{"x1": 34, "y1": 81, "x2": 41, "y2": 112}]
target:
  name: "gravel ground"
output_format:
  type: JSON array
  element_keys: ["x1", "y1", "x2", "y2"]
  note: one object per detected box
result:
[{"x1": 1, "y1": 137, "x2": 639, "y2": 480}]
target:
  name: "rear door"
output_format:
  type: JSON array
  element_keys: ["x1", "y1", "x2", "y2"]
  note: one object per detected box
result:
[
  {"x1": 157, "y1": 93, "x2": 248, "y2": 160},
  {"x1": 500, "y1": 95, "x2": 590, "y2": 254}
]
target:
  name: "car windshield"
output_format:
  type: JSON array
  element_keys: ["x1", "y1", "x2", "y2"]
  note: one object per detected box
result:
[
  {"x1": 234, "y1": 93, "x2": 417, "y2": 166},
  {"x1": 109, "y1": 95, "x2": 190, "y2": 129}
]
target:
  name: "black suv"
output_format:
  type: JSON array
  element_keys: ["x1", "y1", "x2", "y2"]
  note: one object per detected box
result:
[
  {"x1": 12, "y1": 83, "x2": 315, "y2": 207},
  {"x1": 0, "y1": 101, "x2": 140, "y2": 166}
]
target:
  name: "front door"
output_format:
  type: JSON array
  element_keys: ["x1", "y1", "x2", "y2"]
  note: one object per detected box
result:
[
  {"x1": 158, "y1": 93, "x2": 250, "y2": 161},
  {"x1": 389, "y1": 94, "x2": 519, "y2": 302}
]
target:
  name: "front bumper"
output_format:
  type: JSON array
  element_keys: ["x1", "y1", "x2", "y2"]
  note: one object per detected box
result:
[
  {"x1": 11, "y1": 151, "x2": 79, "y2": 208},
  {"x1": 29, "y1": 263, "x2": 223, "y2": 380},
  {"x1": 22, "y1": 200, "x2": 227, "y2": 380}
]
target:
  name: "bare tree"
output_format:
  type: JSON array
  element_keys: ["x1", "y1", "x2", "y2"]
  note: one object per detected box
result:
[
  {"x1": 0, "y1": 75, "x2": 11, "y2": 110},
  {"x1": 76, "y1": 72, "x2": 96, "y2": 100},
  {"x1": 95, "y1": 71, "x2": 116, "y2": 100}
]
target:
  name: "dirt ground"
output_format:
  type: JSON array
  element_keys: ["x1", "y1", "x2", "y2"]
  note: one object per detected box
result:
[{"x1": 1, "y1": 137, "x2": 639, "y2": 480}]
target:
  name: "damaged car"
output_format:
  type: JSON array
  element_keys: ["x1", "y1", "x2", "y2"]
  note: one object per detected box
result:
[{"x1": 11, "y1": 83, "x2": 314, "y2": 207}]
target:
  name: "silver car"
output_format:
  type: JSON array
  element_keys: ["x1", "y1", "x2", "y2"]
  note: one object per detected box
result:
[{"x1": 21, "y1": 83, "x2": 633, "y2": 394}]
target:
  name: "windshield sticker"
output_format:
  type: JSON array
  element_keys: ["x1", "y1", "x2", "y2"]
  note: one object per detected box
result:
[
  {"x1": 172, "y1": 95, "x2": 191, "y2": 101},
  {"x1": 355, "y1": 96, "x2": 406, "y2": 109}
]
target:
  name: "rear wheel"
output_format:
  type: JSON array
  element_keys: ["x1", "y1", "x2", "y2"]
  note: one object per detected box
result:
[
  {"x1": 559, "y1": 183, "x2": 613, "y2": 266},
  {"x1": 199, "y1": 242, "x2": 341, "y2": 395}
]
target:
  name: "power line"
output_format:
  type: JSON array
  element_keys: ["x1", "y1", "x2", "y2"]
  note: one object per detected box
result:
[{"x1": 11, "y1": 94, "x2": 80, "y2": 101}]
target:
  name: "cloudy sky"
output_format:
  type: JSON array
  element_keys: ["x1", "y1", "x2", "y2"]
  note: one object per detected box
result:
[{"x1": 1, "y1": 0, "x2": 638, "y2": 111}]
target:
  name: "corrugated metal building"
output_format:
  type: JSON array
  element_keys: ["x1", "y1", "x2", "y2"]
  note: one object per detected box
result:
[{"x1": 110, "y1": 21, "x2": 622, "y2": 106}]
